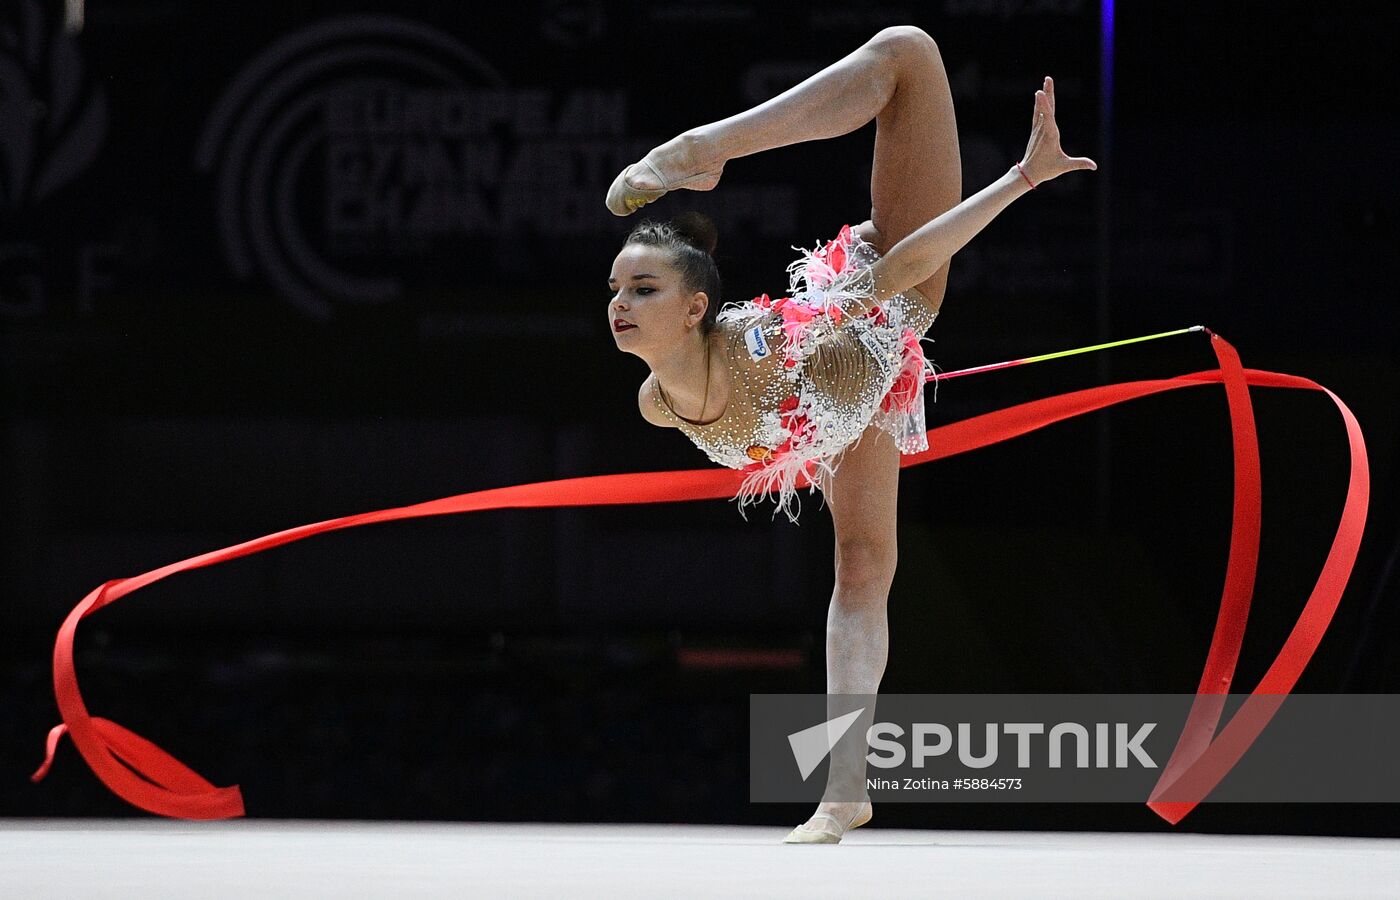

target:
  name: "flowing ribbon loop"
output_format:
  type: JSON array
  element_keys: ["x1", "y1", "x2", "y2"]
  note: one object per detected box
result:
[{"x1": 32, "y1": 331, "x2": 1368, "y2": 823}]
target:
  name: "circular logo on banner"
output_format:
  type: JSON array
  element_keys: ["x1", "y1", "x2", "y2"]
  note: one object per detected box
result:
[{"x1": 194, "y1": 16, "x2": 505, "y2": 320}]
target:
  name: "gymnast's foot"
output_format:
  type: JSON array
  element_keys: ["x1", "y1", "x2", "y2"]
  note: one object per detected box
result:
[
  {"x1": 782, "y1": 799, "x2": 872, "y2": 844},
  {"x1": 606, "y1": 132, "x2": 726, "y2": 216}
]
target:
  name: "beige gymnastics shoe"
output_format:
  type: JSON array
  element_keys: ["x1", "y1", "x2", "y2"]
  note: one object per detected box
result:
[
  {"x1": 782, "y1": 800, "x2": 873, "y2": 844},
  {"x1": 605, "y1": 139, "x2": 725, "y2": 216}
]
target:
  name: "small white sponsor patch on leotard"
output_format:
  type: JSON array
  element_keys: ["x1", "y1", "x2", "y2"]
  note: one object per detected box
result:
[
  {"x1": 744, "y1": 325, "x2": 771, "y2": 361},
  {"x1": 858, "y1": 327, "x2": 895, "y2": 372}
]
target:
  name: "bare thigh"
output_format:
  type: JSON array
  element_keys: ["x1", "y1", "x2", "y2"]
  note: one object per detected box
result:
[{"x1": 860, "y1": 27, "x2": 962, "y2": 314}]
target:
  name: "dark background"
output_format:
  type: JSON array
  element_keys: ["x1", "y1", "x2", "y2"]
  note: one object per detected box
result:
[{"x1": 2, "y1": 0, "x2": 1396, "y2": 835}]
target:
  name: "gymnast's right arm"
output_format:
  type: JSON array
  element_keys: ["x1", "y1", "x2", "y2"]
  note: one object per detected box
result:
[{"x1": 871, "y1": 75, "x2": 1097, "y2": 302}]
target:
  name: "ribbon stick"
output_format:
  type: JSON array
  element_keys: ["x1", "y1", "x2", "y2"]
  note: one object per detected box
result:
[
  {"x1": 31, "y1": 329, "x2": 1368, "y2": 824},
  {"x1": 926, "y1": 325, "x2": 1207, "y2": 382}
]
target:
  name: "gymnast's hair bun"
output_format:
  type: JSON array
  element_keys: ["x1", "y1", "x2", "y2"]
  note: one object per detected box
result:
[{"x1": 669, "y1": 211, "x2": 719, "y2": 256}]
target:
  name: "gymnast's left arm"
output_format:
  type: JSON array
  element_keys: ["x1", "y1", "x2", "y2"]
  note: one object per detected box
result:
[{"x1": 870, "y1": 75, "x2": 1097, "y2": 302}]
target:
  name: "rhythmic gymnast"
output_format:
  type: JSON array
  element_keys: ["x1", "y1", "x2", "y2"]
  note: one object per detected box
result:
[{"x1": 604, "y1": 27, "x2": 1096, "y2": 843}]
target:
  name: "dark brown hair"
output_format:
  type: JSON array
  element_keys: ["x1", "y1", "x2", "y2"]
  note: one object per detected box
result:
[{"x1": 622, "y1": 211, "x2": 722, "y2": 336}]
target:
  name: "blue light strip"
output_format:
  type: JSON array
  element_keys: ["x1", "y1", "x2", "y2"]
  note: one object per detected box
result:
[{"x1": 1094, "y1": 0, "x2": 1116, "y2": 525}]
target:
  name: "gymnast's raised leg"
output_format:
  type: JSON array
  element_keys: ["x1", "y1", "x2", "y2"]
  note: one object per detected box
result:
[{"x1": 608, "y1": 26, "x2": 961, "y2": 262}]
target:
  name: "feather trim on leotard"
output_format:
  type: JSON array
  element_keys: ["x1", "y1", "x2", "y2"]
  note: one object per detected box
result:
[{"x1": 714, "y1": 225, "x2": 910, "y2": 523}]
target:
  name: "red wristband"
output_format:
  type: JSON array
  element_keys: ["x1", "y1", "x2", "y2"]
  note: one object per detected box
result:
[{"x1": 1016, "y1": 161, "x2": 1036, "y2": 190}]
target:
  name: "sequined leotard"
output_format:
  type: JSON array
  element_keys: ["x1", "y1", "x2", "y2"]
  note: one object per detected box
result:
[{"x1": 650, "y1": 225, "x2": 941, "y2": 522}]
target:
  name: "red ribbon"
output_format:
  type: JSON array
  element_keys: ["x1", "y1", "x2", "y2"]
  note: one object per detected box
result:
[{"x1": 31, "y1": 332, "x2": 1368, "y2": 823}]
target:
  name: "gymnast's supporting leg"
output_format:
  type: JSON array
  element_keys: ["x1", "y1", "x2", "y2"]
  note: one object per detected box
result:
[{"x1": 780, "y1": 425, "x2": 901, "y2": 843}]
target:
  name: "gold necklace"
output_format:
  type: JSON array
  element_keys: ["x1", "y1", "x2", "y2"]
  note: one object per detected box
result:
[{"x1": 659, "y1": 338, "x2": 713, "y2": 425}]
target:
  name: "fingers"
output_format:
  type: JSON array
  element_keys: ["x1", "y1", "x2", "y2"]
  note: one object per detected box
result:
[{"x1": 1028, "y1": 75, "x2": 1096, "y2": 178}]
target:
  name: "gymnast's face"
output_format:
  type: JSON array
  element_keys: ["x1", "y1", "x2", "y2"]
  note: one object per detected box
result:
[{"x1": 607, "y1": 244, "x2": 708, "y2": 357}]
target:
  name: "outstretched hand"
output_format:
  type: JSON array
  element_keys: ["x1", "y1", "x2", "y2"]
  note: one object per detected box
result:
[{"x1": 1019, "y1": 76, "x2": 1097, "y2": 186}]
